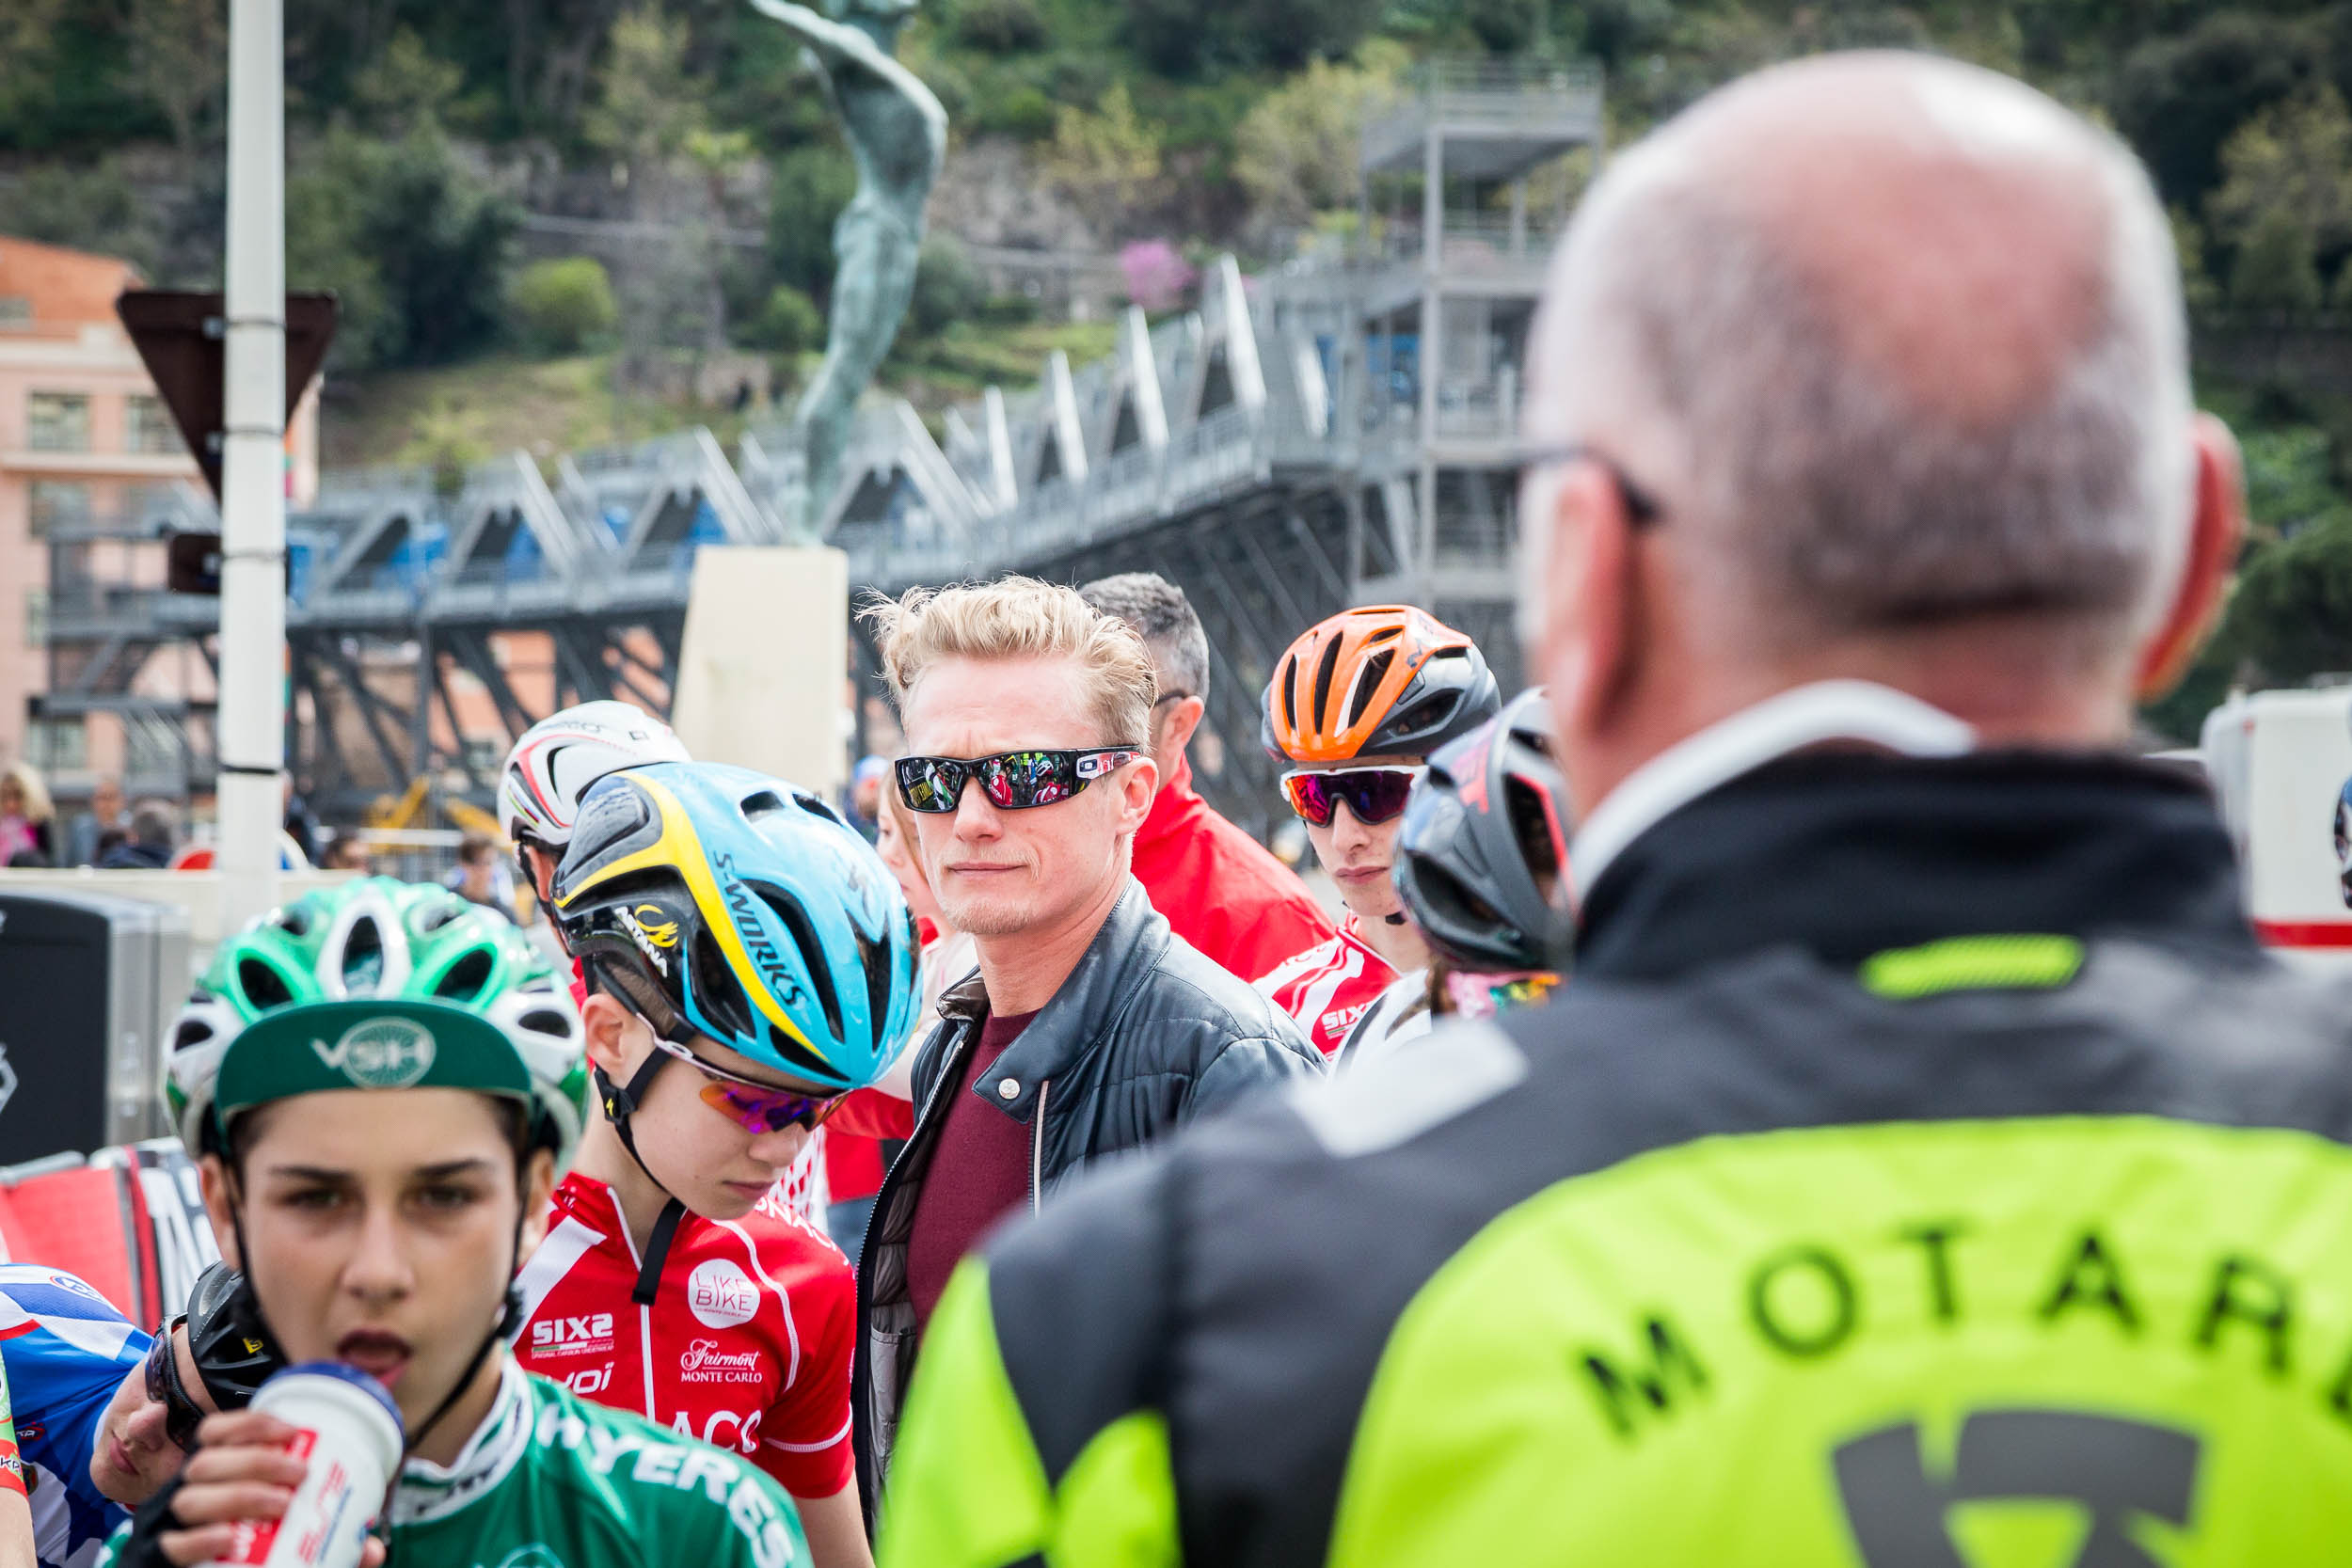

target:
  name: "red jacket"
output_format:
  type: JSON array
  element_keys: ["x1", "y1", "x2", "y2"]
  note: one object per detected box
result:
[{"x1": 1130, "y1": 754, "x2": 1336, "y2": 983}]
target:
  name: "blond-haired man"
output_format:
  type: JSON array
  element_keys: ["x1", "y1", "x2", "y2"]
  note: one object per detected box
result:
[{"x1": 849, "y1": 575, "x2": 1321, "y2": 1510}]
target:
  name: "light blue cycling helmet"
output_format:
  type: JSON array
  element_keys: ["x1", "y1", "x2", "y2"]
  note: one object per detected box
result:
[{"x1": 549, "y1": 760, "x2": 921, "y2": 1091}]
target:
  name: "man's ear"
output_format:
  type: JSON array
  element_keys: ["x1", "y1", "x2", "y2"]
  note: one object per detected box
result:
[
  {"x1": 1541, "y1": 460, "x2": 1643, "y2": 748},
  {"x1": 198, "y1": 1153, "x2": 240, "y2": 1270},
  {"x1": 2137, "y1": 412, "x2": 2247, "y2": 700},
  {"x1": 580, "y1": 991, "x2": 638, "y2": 1078},
  {"x1": 1119, "y1": 753, "x2": 1159, "y2": 835},
  {"x1": 1159, "y1": 695, "x2": 1205, "y2": 760}
]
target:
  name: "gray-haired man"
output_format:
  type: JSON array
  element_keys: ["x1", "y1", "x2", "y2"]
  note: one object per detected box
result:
[{"x1": 877, "y1": 51, "x2": 2352, "y2": 1566}]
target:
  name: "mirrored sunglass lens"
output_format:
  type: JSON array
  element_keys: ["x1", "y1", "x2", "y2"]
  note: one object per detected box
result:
[
  {"x1": 1284, "y1": 775, "x2": 1336, "y2": 825},
  {"x1": 980, "y1": 752, "x2": 1072, "y2": 809},
  {"x1": 1347, "y1": 771, "x2": 1418, "y2": 823},
  {"x1": 701, "y1": 1081, "x2": 826, "y2": 1132},
  {"x1": 902, "y1": 760, "x2": 958, "y2": 812}
]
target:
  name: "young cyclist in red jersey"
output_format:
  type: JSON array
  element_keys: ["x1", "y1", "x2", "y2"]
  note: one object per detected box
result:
[
  {"x1": 512, "y1": 761, "x2": 921, "y2": 1568},
  {"x1": 1252, "y1": 607, "x2": 1502, "y2": 1053}
]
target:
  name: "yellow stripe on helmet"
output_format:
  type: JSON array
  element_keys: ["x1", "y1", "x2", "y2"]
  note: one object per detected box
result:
[{"x1": 554, "y1": 776, "x2": 816, "y2": 1055}]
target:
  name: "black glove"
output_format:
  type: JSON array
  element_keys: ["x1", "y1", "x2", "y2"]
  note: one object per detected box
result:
[{"x1": 105, "y1": 1473, "x2": 189, "y2": 1568}]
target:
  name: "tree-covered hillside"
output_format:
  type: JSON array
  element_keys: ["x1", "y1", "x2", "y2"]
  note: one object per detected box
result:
[{"x1": 12, "y1": 0, "x2": 2352, "y2": 728}]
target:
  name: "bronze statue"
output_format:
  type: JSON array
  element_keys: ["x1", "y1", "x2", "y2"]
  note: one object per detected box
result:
[{"x1": 748, "y1": 0, "x2": 947, "y2": 537}]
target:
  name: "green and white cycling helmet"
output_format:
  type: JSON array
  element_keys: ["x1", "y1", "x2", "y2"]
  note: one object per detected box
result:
[{"x1": 167, "y1": 877, "x2": 590, "y2": 1168}]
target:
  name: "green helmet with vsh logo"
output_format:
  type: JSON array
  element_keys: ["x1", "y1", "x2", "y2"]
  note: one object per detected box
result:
[{"x1": 166, "y1": 877, "x2": 589, "y2": 1166}]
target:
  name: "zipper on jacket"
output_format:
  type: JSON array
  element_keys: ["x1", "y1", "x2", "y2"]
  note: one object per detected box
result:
[{"x1": 1028, "y1": 1079, "x2": 1049, "y2": 1212}]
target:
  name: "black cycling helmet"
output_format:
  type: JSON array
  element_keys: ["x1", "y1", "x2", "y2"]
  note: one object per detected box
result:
[
  {"x1": 1391, "y1": 688, "x2": 1571, "y2": 973},
  {"x1": 184, "y1": 1261, "x2": 283, "y2": 1410}
]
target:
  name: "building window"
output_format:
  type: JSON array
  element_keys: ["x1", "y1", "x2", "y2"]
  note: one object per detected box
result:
[
  {"x1": 24, "y1": 716, "x2": 87, "y2": 774},
  {"x1": 125, "y1": 394, "x2": 182, "y2": 454},
  {"x1": 24, "y1": 588, "x2": 46, "y2": 648},
  {"x1": 28, "y1": 481, "x2": 94, "y2": 534},
  {"x1": 0, "y1": 297, "x2": 30, "y2": 329},
  {"x1": 27, "y1": 391, "x2": 91, "y2": 452}
]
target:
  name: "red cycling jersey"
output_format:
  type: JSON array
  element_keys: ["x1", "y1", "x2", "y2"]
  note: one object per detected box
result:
[
  {"x1": 512, "y1": 1171, "x2": 856, "y2": 1498},
  {"x1": 1253, "y1": 916, "x2": 1400, "y2": 1055}
]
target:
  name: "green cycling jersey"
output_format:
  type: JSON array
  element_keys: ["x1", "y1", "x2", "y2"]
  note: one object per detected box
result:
[{"x1": 103, "y1": 1358, "x2": 807, "y2": 1568}]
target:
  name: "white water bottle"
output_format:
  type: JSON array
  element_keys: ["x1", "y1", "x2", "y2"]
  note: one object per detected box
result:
[{"x1": 205, "y1": 1363, "x2": 404, "y2": 1568}]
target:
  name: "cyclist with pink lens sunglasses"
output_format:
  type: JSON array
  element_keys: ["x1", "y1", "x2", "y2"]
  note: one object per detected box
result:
[{"x1": 516, "y1": 761, "x2": 923, "y2": 1568}]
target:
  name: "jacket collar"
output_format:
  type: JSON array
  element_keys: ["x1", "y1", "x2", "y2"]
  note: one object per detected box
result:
[
  {"x1": 936, "y1": 878, "x2": 1170, "y2": 1117},
  {"x1": 1576, "y1": 745, "x2": 2256, "y2": 983},
  {"x1": 1570, "y1": 680, "x2": 1975, "y2": 903}
]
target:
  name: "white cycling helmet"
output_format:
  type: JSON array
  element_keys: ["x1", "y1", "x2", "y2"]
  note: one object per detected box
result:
[{"x1": 500, "y1": 701, "x2": 691, "y2": 856}]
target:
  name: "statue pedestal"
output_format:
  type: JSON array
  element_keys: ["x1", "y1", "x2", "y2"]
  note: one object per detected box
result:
[{"x1": 669, "y1": 545, "x2": 850, "y2": 799}]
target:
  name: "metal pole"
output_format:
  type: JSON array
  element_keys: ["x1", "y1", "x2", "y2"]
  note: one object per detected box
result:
[{"x1": 216, "y1": 0, "x2": 285, "y2": 932}]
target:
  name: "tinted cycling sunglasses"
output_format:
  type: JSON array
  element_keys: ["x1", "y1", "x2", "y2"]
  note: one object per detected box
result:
[
  {"x1": 649, "y1": 1036, "x2": 844, "y2": 1135},
  {"x1": 897, "y1": 748, "x2": 1142, "y2": 814},
  {"x1": 1280, "y1": 767, "x2": 1425, "y2": 828},
  {"x1": 146, "y1": 1321, "x2": 206, "y2": 1451}
]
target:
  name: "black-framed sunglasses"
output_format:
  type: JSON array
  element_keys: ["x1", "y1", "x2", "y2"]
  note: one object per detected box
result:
[
  {"x1": 145, "y1": 1319, "x2": 206, "y2": 1451},
  {"x1": 896, "y1": 748, "x2": 1143, "y2": 814},
  {"x1": 1519, "y1": 444, "x2": 1663, "y2": 528}
]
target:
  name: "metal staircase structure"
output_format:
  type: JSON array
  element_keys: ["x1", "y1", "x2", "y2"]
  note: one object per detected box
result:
[{"x1": 44, "y1": 56, "x2": 1602, "y2": 833}]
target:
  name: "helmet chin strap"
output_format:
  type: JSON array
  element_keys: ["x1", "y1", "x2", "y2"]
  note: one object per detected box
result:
[{"x1": 585, "y1": 958, "x2": 691, "y2": 1307}]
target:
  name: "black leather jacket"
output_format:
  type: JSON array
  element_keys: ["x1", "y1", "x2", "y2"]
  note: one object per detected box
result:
[{"x1": 852, "y1": 878, "x2": 1324, "y2": 1513}]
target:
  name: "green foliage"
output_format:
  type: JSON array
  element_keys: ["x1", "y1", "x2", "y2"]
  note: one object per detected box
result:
[
  {"x1": 2208, "y1": 85, "x2": 2352, "y2": 262},
  {"x1": 953, "y1": 0, "x2": 1050, "y2": 54},
  {"x1": 730, "y1": 283, "x2": 822, "y2": 357},
  {"x1": 2230, "y1": 204, "x2": 2324, "y2": 314},
  {"x1": 905, "y1": 237, "x2": 989, "y2": 340},
  {"x1": 976, "y1": 85, "x2": 1059, "y2": 138},
  {"x1": 584, "y1": 7, "x2": 703, "y2": 168},
  {"x1": 2111, "y1": 11, "x2": 2318, "y2": 209},
  {"x1": 1234, "y1": 45, "x2": 1407, "y2": 229},
  {"x1": 511, "y1": 258, "x2": 619, "y2": 354},
  {"x1": 1045, "y1": 82, "x2": 1164, "y2": 212},
  {"x1": 1123, "y1": 0, "x2": 1375, "y2": 77},
  {"x1": 8, "y1": 159, "x2": 164, "y2": 277},
  {"x1": 285, "y1": 126, "x2": 516, "y2": 369},
  {"x1": 767, "y1": 145, "x2": 858, "y2": 301}
]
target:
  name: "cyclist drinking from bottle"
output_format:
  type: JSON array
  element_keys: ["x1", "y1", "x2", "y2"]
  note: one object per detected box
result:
[
  {"x1": 521, "y1": 761, "x2": 921, "y2": 1568},
  {"x1": 106, "y1": 878, "x2": 812, "y2": 1568}
]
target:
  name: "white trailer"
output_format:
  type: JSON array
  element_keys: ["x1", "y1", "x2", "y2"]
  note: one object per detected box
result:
[{"x1": 2199, "y1": 685, "x2": 2352, "y2": 965}]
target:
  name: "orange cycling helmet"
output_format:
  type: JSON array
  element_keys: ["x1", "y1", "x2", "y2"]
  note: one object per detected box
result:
[{"x1": 1262, "y1": 606, "x2": 1502, "y2": 764}]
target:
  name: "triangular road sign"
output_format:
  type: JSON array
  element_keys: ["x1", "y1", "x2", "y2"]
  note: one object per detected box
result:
[{"x1": 113, "y1": 290, "x2": 338, "y2": 503}]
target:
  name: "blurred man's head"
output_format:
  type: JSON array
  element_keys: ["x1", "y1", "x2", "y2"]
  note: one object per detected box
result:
[
  {"x1": 91, "y1": 776, "x2": 123, "y2": 825},
  {"x1": 1520, "y1": 52, "x2": 2243, "y2": 819},
  {"x1": 128, "y1": 799, "x2": 177, "y2": 849},
  {"x1": 1080, "y1": 572, "x2": 1209, "y2": 799}
]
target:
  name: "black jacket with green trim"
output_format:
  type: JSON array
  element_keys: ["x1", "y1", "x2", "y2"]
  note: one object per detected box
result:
[
  {"x1": 876, "y1": 750, "x2": 2352, "y2": 1566},
  {"x1": 851, "y1": 876, "x2": 1323, "y2": 1517}
]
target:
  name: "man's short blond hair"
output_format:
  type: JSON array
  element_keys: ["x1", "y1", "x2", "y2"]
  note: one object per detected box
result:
[{"x1": 863, "y1": 576, "x2": 1157, "y2": 745}]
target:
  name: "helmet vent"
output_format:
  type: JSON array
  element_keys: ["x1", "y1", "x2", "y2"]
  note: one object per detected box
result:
[
  {"x1": 1279, "y1": 656, "x2": 1298, "y2": 732},
  {"x1": 1388, "y1": 690, "x2": 1459, "y2": 744},
  {"x1": 517, "y1": 1007, "x2": 575, "y2": 1039},
  {"x1": 755, "y1": 883, "x2": 843, "y2": 1045},
  {"x1": 172, "y1": 1018, "x2": 216, "y2": 1049},
  {"x1": 436, "y1": 947, "x2": 496, "y2": 1003},
  {"x1": 739, "y1": 791, "x2": 788, "y2": 824},
  {"x1": 276, "y1": 906, "x2": 312, "y2": 937},
  {"x1": 237, "y1": 958, "x2": 294, "y2": 1012},
  {"x1": 342, "y1": 916, "x2": 386, "y2": 991},
  {"x1": 1504, "y1": 777, "x2": 1564, "y2": 881},
  {"x1": 853, "y1": 927, "x2": 893, "y2": 1048},
  {"x1": 795, "y1": 790, "x2": 845, "y2": 828},
  {"x1": 1311, "y1": 635, "x2": 1344, "y2": 730},
  {"x1": 691, "y1": 930, "x2": 755, "y2": 1042},
  {"x1": 1365, "y1": 626, "x2": 1402, "y2": 644},
  {"x1": 1347, "y1": 649, "x2": 1395, "y2": 731}
]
